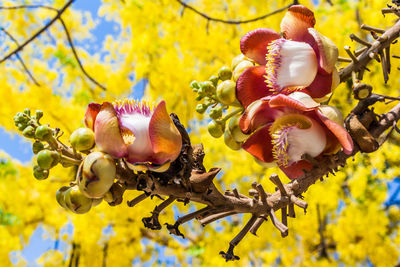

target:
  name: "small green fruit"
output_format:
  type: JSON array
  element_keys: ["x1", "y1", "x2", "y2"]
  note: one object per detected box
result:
[
  {"x1": 37, "y1": 150, "x2": 60, "y2": 169},
  {"x1": 64, "y1": 186, "x2": 92, "y2": 214},
  {"x1": 32, "y1": 141, "x2": 45, "y2": 154},
  {"x1": 70, "y1": 128, "x2": 95, "y2": 151},
  {"x1": 218, "y1": 66, "x2": 232, "y2": 81},
  {"x1": 217, "y1": 80, "x2": 236, "y2": 105},
  {"x1": 35, "y1": 125, "x2": 53, "y2": 141},
  {"x1": 56, "y1": 186, "x2": 70, "y2": 209},
  {"x1": 22, "y1": 126, "x2": 36, "y2": 138},
  {"x1": 208, "y1": 120, "x2": 225, "y2": 138},
  {"x1": 33, "y1": 165, "x2": 49, "y2": 180}
]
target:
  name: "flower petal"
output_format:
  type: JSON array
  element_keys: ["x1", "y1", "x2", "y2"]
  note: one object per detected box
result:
[
  {"x1": 242, "y1": 124, "x2": 275, "y2": 163},
  {"x1": 308, "y1": 28, "x2": 338, "y2": 74},
  {"x1": 239, "y1": 99, "x2": 281, "y2": 134},
  {"x1": 316, "y1": 110, "x2": 353, "y2": 154},
  {"x1": 149, "y1": 101, "x2": 182, "y2": 165},
  {"x1": 280, "y1": 5, "x2": 316, "y2": 42},
  {"x1": 306, "y1": 72, "x2": 333, "y2": 99},
  {"x1": 85, "y1": 103, "x2": 101, "y2": 130},
  {"x1": 268, "y1": 92, "x2": 319, "y2": 111},
  {"x1": 94, "y1": 102, "x2": 128, "y2": 158},
  {"x1": 236, "y1": 66, "x2": 272, "y2": 108},
  {"x1": 279, "y1": 160, "x2": 313, "y2": 179},
  {"x1": 240, "y1": 28, "x2": 280, "y2": 65}
]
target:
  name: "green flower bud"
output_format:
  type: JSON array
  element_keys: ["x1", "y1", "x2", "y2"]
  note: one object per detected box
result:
[
  {"x1": 35, "y1": 110, "x2": 43, "y2": 121},
  {"x1": 200, "y1": 81, "x2": 216, "y2": 95},
  {"x1": 217, "y1": 80, "x2": 236, "y2": 105},
  {"x1": 56, "y1": 186, "x2": 70, "y2": 209},
  {"x1": 231, "y1": 54, "x2": 246, "y2": 70},
  {"x1": 209, "y1": 107, "x2": 223, "y2": 120},
  {"x1": 196, "y1": 104, "x2": 207, "y2": 114},
  {"x1": 195, "y1": 94, "x2": 204, "y2": 101},
  {"x1": 33, "y1": 165, "x2": 49, "y2": 180},
  {"x1": 35, "y1": 125, "x2": 53, "y2": 141},
  {"x1": 218, "y1": 66, "x2": 232, "y2": 81},
  {"x1": 70, "y1": 128, "x2": 95, "y2": 151},
  {"x1": 209, "y1": 75, "x2": 219, "y2": 87},
  {"x1": 64, "y1": 186, "x2": 92, "y2": 214},
  {"x1": 190, "y1": 80, "x2": 200, "y2": 91},
  {"x1": 91, "y1": 198, "x2": 103, "y2": 207},
  {"x1": 22, "y1": 126, "x2": 36, "y2": 138},
  {"x1": 23, "y1": 108, "x2": 31, "y2": 116},
  {"x1": 224, "y1": 129, "x2": 242, "y2": 150},
  {"x1": 14, "y1": 112, "x2": 29, "y2": 124},
  {"x1": 32, "y1": 141, "x2": 45, "y2": 154},
  {"x1": 37, "y1": 149, "x2": 60, "y2": 169},
  {"x1": 78, "y1": 152, "x2": 116, "y2": 198},
  {"x1": 233, "y1": 60, "x2": 254, "y2": 81},
  {"x1": 208, "y1": 120, "x2": 225, "y2": 138},
  {"x1": 228, "y1": 115, "x2": 249, "y2": 142},
  {"x1": 17, "y1": 123, "x2": 27, "y2": 131}
]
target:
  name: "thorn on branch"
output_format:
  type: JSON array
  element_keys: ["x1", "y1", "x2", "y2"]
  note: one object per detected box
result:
[
  {"x1": 350, "y1": 33, "x2": 372, "y2": 47},
  {"x1": 249, "y1": 216, "x2": 267, "y2": 236},
  {"x1": 142, "y1": 196, "x2": 176, "y2": 230},
  {"x1": 127, "y1": 193, "x2": 148, "y2": 207},
  {"x1": 269, "y1": 173, "x2": 288, "y2": 196},
  {"x1": 290, "y1": 195, "x2": 308, "y2": 212},
  {"x1": 360, "y1": 24, "x2": 386, "y2": 34},
  {"x1": 268, "y1": 209, "x2": 288, "y2": 237},
  {"x1": 344, "y1": 46, "x2": 359, "y2": 63}
]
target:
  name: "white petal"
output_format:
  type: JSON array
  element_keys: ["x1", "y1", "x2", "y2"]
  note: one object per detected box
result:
[{"x1": 120, "y1": 113, "x2": 153, "y2": 156}]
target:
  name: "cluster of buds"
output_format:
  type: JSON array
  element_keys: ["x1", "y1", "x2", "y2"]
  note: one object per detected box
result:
[{"x1": 191, "y1": 56, "x2": 259, "y2": 150}]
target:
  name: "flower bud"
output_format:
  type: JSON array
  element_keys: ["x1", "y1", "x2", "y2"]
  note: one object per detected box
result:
[
  {"x1": 319, "y1": 105, "x2": 344, "y2": 125},
  {"x1": 14, "y1": 112, "x2": 29, "y2": 124},
  {"x1": 70, "y1": 128, "x2": 95, "y2": 151},
  {"x1": 228, "y1": 115, "x2": 249, "y2": 142},
  {"x1": 91, "y1": 198, "x2": 103, "y2": 207},
  {"x1": 23, "y1": 108, "x2": 31, "y2": 116},
  {"x1": 35, "y1": 125, "x2": 53, "y2": 141},
  {"x1": 218, "y1": 66, "x2": 232, "y2": 81},
  {"x1": 64, "y1": 186, "x2": 92, "y2": 214},
  {"x1": 224, "y1": 129, "x2": 242, "y2": 150},
  {"x1": 22, "y1": 126, "x2": 35, "y2": 138},
  {"x1": 233, "y1": 60, "x2": 254, "y2": 81},
  {"x1": 37, "y1": 149, "x2": 60, "y2": 169},
  {"x1": 200, "y1": 81, "x2": 216, "y2": 95},
  {"x1": 35, "y1": 110, "x2": 43, "y2": 121},
  {"x1": 209, "y1": 75, "x2": 219, "y2": 87},
  {"x1": 208, "y1": 120, "x2": 225, "y2": 138},
  {"x1": 231, "y1": 54, "x2": 246, "y2": 70},
  {"x1": 32, "y1": 141, "x2": 45, "y2": 154},
  {"x1": 33, "y1": 165, "x2": 49, "y2": 180},
  {"x1": 17, "y1": 123, "x2": 27, "y2": 131},
  {"x1": 190, "y1": 80, "x2": 200, "y2": 91},
  {"x1": 56, "y1": 186, "x2": 70, "y2": 209},
  {"x1": 78, "y1": 152, "x2": 116, "y2": 198},
  {"x1": 196, "y1": 104, "x2": 207, "y2": 114},
  {"x1": 217, "y1": 80, "x2": 236, "y2": 105},
  {"x1": 209, "y1": 107, "x2": 223, "y2": 120}
]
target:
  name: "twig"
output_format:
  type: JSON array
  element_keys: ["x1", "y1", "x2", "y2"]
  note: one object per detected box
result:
[{"x1": 174, "y1": 0, "x2": 296, "y2": 25}]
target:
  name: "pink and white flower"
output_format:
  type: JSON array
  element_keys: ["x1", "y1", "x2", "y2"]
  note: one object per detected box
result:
[
  {"x1": 84, "y1": 100, "x2": 182, "y2": 172},
  {"x1": 237, "y1": 5, "x2": 339, "y2": 102}
]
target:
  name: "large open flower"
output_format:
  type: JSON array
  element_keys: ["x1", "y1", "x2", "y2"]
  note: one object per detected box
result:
[
  {"x1": 239, "y1": 92, "x2": 353, "y2": 179},
  {"x1": 237, "y1": 5, "x2": 339, "y2": 102},
  {"x1": 84, "y1": 100, "x2": 182, "y2": 172}
]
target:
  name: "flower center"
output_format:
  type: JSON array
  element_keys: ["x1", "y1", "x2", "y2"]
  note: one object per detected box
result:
[{"x1": 121, "y1": 128, "x2": 135, "y2": 146}]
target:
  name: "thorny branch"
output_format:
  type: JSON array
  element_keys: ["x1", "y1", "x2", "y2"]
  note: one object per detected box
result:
[{"x1": 0, "y1": 1, "x2": 107, "y2": 90}]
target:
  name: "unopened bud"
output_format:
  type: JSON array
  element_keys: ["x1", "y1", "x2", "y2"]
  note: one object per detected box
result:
[
  {"x1": 196, "y1": 104, "x2": 207, "y2": 114},
  {"x1": 209, "y1": 75, "x2": 219, "y2": 87},
  {"x1": 200, "y1": 81, "x2": 216, "y2": 95},
  {"x1": 33, "y1": 165, "x2": 49, "y2": 180},
  {"x1": 224, "y1": 129, "x2": 242, "y2": 150},
  {"x1": 32, "y1": 141, "x2": 45, "y2": 154},
  {"x1": 64, "y1": 186, "x2": 92, "y2": 214},
  {"x1": 228, "y1": 115, "x2": 249, "y2": 142},
  {"x1": 217, "y1": 80, "x2": 236, "y2": 105},
  {"x1": 208, "y1": 120, "x2": 225, "y2": 138},
  {"x1": 218, "y1": 66, "x2": 232, "y2": 81},
  {"x1": 56, "y1": 186, "x2": 70, "y2": 209},
  {"x1": 14, "y1": 112, "x2": 29, "y2": 124},
  {"x1": 78, "y1": 152, "x2": 116, "y2": 198},
  {"x1": 17, "y1": 123, "x2": 27, "y2": 131},
  {"x1": 318, "y1": 105, "x2": 344, "y2": 125},
  {"x1": 190, "y1": 80, "x2": 200, "y2": 91},
  {"x1": 209, "y1": 107, "x2": 223, "y2": 120},
  {"x1": 233, "y1": 60, "x2": 254, "y2": 81},
  {"x1": 35, "y1": 110, "x2": 43, "y2": 121},
  {"x1": 91, "y1": 198, "x2": 103, "y2": 207},
  {"x1": 37, "y1": 149, "x2": 60, "y2": 169},
  {"x1": 70, "y1": 128, "x2": 95, "y2": 151},
  {"x1": 22, "y1": 126, "x2": 35, "y2": 138},
  {"x1": 231, "y1": 54, "x2": 246, "y2": 70},
  {"x1": 23, "y1": 108, "x2": 31, "y2": 116},
  {"x1": 35, "y1": 125, "x2": 53, "y2": 141}
]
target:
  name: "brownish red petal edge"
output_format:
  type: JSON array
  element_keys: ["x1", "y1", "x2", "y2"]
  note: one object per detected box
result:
[
  {"x1": 268, "y1": 94, "x2": 318, "y2": 111},
  {"x1": 239, "y1": 100, "x2": 280, "y2": 134},
  {"x1": 316, "y1": 110, "x2": 354, "y2": 154},
  {"x1": 306, "y1": 73, "x2": 333, "y2": 99},
  {"x1": 279, "y1": 160, "x2": 313, "y2": 179},
  {"x1": 280, "y1": 5, "x2": 316, "y2": 42},
  {"x1": 242, "y1": 124, "x2": 275, "y2": 163},
  {"x1": 240, "y1": 28, "x2": 280, "y2": 65},
  {"x1": 84, "y1": 103, "x2": 101, "y2": 130},
  {"x1": 236, "y1": 66, "x2": 272, "y2": 108},
  {"x1": 149, "y1": 100, "x2": 183, "y2": 165}
]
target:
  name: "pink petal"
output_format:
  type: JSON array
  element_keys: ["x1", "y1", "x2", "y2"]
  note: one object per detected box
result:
[
  {"x1": 236, "y1": 66, "x2": 272, "y2": 108},
  {"x1": 316, "y1": 110, "x2": 353, "y2": 154},
  {"x1": 268, "y1": 93, "x2": 319, "y2": 111},
  {"x1": 94, "y1": 102, "x2": 128, "y2": 158},
  {"x1": 306, "y1": 73, "x2": 333, "y2": 99},
  {"x1": 148, "y1": 101, "x2": 182, "y2": 165},
  {"x1": 84, "y1": 103, "x2": 101, "y2": 130},
  {"x1": 239, "y1": 99, "x2": 280, "y2": 134},
  {"x1": 240, "y1": 28, "x2": 280, "y2": 65},
  {"x1": 280, "y1": 5, "x2": 316, "y2": 42},
  {"x1": 242, "y1": 124, "x2": 275, "y2": 163},
  {"x1": 279, "y1": 160, "x2": 313, "y2": 179}
]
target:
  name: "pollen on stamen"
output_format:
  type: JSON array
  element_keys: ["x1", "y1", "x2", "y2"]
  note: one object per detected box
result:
[
  {"x1": 113, "y1": 99, "x2": 153, "y2": 116},
  {"x1": 265, "y1": 38, "x2": 285, "y2": 93}
]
